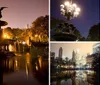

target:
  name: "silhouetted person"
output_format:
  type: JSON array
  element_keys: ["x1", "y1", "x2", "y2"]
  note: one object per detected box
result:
[
  {"x1": 0, "y1": 49, "x2": 7, "y2": 85},
  {"x1": 0, "y1": 7, "x2": 8, "y2": 19}
]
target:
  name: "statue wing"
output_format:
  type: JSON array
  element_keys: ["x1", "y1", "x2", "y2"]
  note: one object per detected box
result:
[{"x1": 0, "y1": 7, "x2": 8, "y2": 11}]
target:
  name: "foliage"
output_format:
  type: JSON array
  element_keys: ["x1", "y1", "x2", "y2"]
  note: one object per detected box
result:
[
  {"x1": 87, "y1": 23, "x2": 100, "y2": 41},
  {"x1": 30, "y1": 15, "x2": 49, "y2": 42},
  {"x1": 51, "y1": 17, "x2": 82, "y2": 40},
  {"x1": 3, "y1": 27, "x2": 14, "y2": 39},
  {"x1": 51, "y1": 17, "x2": 65, "y2": 29},
  {"x1": 56, "y1": 23, "x2": 82, "y2": 38},
  {"x1": 2, "y1": 15, "x2": 48, "y2": 43}
]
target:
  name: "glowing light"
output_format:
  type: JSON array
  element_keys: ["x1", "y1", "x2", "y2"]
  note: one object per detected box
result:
[
  {"x1": 22, "y1": 41, "x2": 26, "y2": 44},
  {"x1": 4, "y1": 34, "x2": 9, "y2": 39},
  {"x1": 60, "y1": 4, "x2": 64, "y2": 8},
  {"x1": 61, "y1": 8, "x2": 65, "y2": 11},
  {"x1": 60, "y1": 1, "x2": 80, "y2": 19},
  {"x1": 36, "y1": 65, "x2": 38, "y2": 70},
  {"x1": 76, "y1": 7, "x2": 80, "y2": 12},
  {"x1": 35, "y1": 34, "x2": 38, "y2": 37},
  {"x1": 9, "y1": 44, "x2": 13, "y2": 51},
  {"x1": 26, "y1": 64, "x2": 29, "y2": 77},
  {"x1": 65, "y1": 1, "x2": 70, "y2": 6},
  {"x1": 74, "y1": 11, "x2": 79, "y2": 17},
  {"x1": 73, "y1": 3, "x2": 77, "y2": 8}
]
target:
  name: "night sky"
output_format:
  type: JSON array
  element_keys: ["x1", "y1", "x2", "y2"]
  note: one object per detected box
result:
[
  {"x1": 51, "y1": 0, "x2": 99, "y2": 37},
  {"x1": 51, "y1": 42, "x2": 97, "y2": 59},
  {"x1": 0, "y1": 0, "x2": 48, "y2": 28}
]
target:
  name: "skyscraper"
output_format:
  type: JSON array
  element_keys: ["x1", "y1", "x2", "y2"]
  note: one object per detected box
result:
[
  {"x1": 72, "y1": 50, "x2": 76, "y2": 63},
  {"x1": 59, "y1": 47, "x2": 63, "y2": 59}
]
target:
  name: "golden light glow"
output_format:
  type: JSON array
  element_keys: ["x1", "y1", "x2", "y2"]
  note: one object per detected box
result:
[
  {"x1": 35, "y1": 34, "x2": 38, "y2": 37},
  {"x1": 4, "y1": 34, "x2": 9, "y2": 39},
  {"x1": 22, "y1": 41, "x2": 26, "y2": 44},
  {"x1": 38, "y1": 56, "x2": 42, "y2": 69},
  {"x1": 26, "y1": 64, "x2": 29, "y2": 77},
  {"x1": 9, "y1": 44, "x2": 16, "y2": 52}
]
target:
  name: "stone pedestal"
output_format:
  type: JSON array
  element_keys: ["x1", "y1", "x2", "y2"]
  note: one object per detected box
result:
[
  {"x1": 0, "y1": 20, "x2": 8, "y2": 40},
  {"x1": 0, "y1": 29, "x2": 2, "y2": 39}
]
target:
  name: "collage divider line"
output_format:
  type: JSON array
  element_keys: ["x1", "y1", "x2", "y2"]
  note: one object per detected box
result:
[{"x1": 49, "y1": 0, "x2": 51, "y2": 85}]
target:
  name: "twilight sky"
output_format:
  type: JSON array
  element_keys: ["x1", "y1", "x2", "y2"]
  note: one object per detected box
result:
[
  {"x1": 51, "y1": 0, "x2": 99, "y2": 37},
  {"x1": 0, "y1": 0, "x2": 48, "y2": 28},
  {"x1": 51, "y1": 42, "x2": 98, "y2": 59}
]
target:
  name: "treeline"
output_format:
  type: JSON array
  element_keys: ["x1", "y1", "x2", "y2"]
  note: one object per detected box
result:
[
  {"x1": 51, "y1": 17, "x2": 100, "y2": 41},
  {"x1": 2, "y1": 15, "x2": 49, "y2": 42}
]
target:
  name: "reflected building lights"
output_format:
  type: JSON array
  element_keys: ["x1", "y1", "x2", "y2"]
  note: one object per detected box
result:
[
  {"x1": 14, "y1": 59, "x2": 19, "y2": 71},
  {"x1": 26, "y1": 64, "x2": 29, "y2": 77}
]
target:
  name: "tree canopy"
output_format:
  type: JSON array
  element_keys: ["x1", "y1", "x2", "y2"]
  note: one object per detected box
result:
[
  {"x1": 1, "y1": 15, "x2": 49, "y2": 43},
  {"x1": 87, "y1": 23, "x2": 100, "y2": 41},
  {"x1": 51, "y1": 17, "x2": 82, "y2": 40}
]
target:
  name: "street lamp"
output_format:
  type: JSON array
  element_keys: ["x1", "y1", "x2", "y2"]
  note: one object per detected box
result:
[
  {"x1": 60, "y1": 0, "x2": 80, "y2": 21},
  {"x1": 22, "y1": 41, "x2": 26, "y2": 52},
  {"x1": 58, "y1": 0, "x2": 81, "y2": 41}
]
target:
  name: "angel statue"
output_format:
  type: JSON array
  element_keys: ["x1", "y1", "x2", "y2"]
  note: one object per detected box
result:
[{"x1": 0, "y1": 7, "x2": 8, "y2": 19}]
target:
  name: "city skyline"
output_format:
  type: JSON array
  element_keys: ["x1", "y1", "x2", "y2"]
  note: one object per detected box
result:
[
  {"x1": 0, "y1": 0, "x2": 48, "y2": 28},
  {"x1": 51, "y1": 42, "x2": 98, "y2": 59}
]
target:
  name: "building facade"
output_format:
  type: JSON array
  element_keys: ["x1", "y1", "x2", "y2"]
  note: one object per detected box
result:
[{"x1": 86, "y1": 43, "x2": 100, "y2": 68}]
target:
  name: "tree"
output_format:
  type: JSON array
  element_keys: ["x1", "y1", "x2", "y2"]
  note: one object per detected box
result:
[
  {"x1": 87, "y1": 23, "x2": 100, "y2": 41},
  {"x1": 65, "y1": 57, "x2": 69, "y2": 64},
  {"x1": 3, "y1": 27, "x2": 14, "y2": 39},
  {"x1": 30, "y1": 15, "x2": 49, "y2": 42},
  {"x1": 12, "y1": 28, "x2": 23, "y2": 40},
  {"x1": 51, "y1": 17, "x2": 82, "y2": 40},
  {"x1": 51, "y1": 17, "x2": 65, "y2": 29}
]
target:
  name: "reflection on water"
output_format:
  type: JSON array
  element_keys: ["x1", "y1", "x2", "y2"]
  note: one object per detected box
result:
[
  {"x1": 51, "y1": 70, "x2": 97, "y2": 85},
  {"x1": 3, "y1": 53, "x2": 32, "y2": 74},
  {"x1": 1, "y1": 46, "x2": 48, "y2": 85}
]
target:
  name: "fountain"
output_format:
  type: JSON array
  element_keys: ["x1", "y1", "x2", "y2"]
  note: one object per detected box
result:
[{"x1": 0, "y1": 7, "x2": 8, "y2": 39}]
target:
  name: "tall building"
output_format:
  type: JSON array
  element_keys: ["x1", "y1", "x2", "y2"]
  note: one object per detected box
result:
[
  {"x1": 59, "y1": 47, "x2": 63, "y2": 59},
  {"x1": 26, "y1": 24, "x2": 29, "y2": 29},
  {"x1": 86, "y1": 43, "x2": 100, "y2": 68},
  {"x1": 72, "y1": 50, "x2": 76, "y2": 63}
]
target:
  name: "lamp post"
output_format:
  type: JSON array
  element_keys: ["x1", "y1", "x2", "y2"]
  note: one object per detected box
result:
[
  {"x1": 60, "y1": 0, "x2": 80, "y2": 20},
  {"x1": 60, "y1": 0, "x2": 80, "y2": 34},
  {"x1": 22, "y1": 41, "x2": 26, "y2": 52}
]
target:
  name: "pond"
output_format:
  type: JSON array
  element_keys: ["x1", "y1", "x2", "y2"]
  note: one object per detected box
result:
[
  {"x1": 0, "y1": 46, "x2": 48, "y2": 85},
  {"x1": 51, "y1": 70, "x2": 99, "y2": 85}
]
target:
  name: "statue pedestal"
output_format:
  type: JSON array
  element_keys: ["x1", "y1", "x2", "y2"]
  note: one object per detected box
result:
[
  {"x1": 0, "y1": 20, "x2": 8, "y2": 27},
  {"x1": 0, "y1": 20, "x2": 8, "y2": 40},
  {"x1": 0, "y1": 29, "x2": 2, "y2": 39}
]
